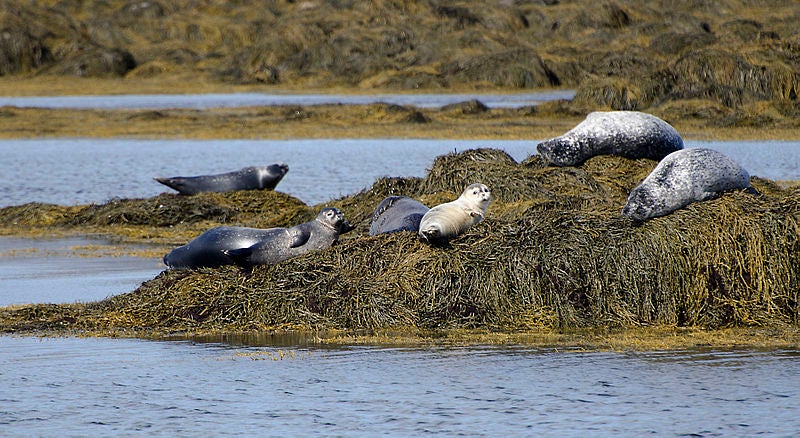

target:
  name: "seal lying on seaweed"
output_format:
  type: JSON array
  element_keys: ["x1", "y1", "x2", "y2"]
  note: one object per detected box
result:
[
  {"x1": 369, "y1": 196, "x2": 430, "y2": 235},
  {"x1": 419, "y1": 183, "x2": 491, "y2": 244},
  {"x1": 163, "y1": 207, "x2": 353, "y2": 269},
  {"x1": 622, "y1": 148, "x2": 753, "y2": 221},
  {"x1": 155, "y1": 163, "x2": 289, "y2": 195},
  {"x1": 536, "y1": 111, "x2": 683, "y2": 166}
]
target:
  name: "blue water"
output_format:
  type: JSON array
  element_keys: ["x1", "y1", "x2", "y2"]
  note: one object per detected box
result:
[
  {"x1": 0, "y1": 138, "x2": 797, "y2": 207},
  {"x1": 1, "y1": 337, "x2": 798, "y2": 436},
  {"x1": 0, "y1": 90, "x2": 575, "y2": 110},
  {"x1": 1, "y1": 93, "x2": 799, "y2": 436},
  {"x1": 0, "y1": 236, "x2": 163, "y2": 307}
]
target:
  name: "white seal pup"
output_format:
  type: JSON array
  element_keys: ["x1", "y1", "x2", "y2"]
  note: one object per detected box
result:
[
  {"x1": 163, "y1": 207, "x2": 353, "y2": 269},
  {"x1": 622, "y1": 148, "x2": 752, "y2": 222},
  {"x1": 369, "y1": 196, "x2": 430, "y2": 235},
  {"x1": 155, "y1": 163, "x2": 289, "y2": 195},
  {"x1": 536, "y1": 111, "x2": 684, "y2": 166},
  {"x1": 418, "y1": 183, "x2": 491, "y2": 244}
]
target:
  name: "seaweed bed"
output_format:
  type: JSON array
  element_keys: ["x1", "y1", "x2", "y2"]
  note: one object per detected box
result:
[
  {"x1": 2, "y1": 0, "x2": 800, "y2": 132},
  {"x1": 1, "y1": 148, "x2": 798, "y2": 338}
]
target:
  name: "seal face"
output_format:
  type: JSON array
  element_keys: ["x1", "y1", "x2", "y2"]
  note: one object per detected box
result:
[
  {"x1": 622, "y1": 148, "x2": 752, "y2": 221},
  {"x1": 369, "y1": 196, "x2": 430, "y2": 235},
  {"x1": 163, "y1": 207, "x2": 353, "y2": 269},
  {"x1": 419, "y1": 183, "x2": 491, "y2": 244},
  {"x1": 155, "y1": 163, "x2": 289, "y2": 195},
  {"x1": 536, "y1": 111, "x2": 684, "y2": 166}
]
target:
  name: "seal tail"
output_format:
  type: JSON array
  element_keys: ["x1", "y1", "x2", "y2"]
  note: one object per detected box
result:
[{"x1": 154, "y1": 177, "x2": 180, "y2": 191}]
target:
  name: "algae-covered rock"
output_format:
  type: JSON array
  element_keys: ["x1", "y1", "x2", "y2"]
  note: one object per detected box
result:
[{"x1": 2, "y1": 149, "x2": 798, "y2": 335}]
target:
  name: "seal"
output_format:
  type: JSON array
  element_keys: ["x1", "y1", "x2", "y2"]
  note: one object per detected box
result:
[
  {"x1": 163, "y1": 207, "x2": 353, "y2": 269},
  {"x1": 536, "y1": 111, "x2": 684, "y2": 166},
  {"x1": 369, "y1": 196, "x2": 430, "y2": 235},
  {"x1": 419, "y1": 183, "x2": 491, "y2": 244},
  {"x1": 155, "y1": 163, "x2": 289, "y2": 195},
  {"x1": 622, "y1": 148, "x2": 752, "y2": 222}
]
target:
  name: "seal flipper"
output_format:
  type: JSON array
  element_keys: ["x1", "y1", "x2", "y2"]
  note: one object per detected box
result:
[
  {"x1": 223, "y1": 247, "x2": 253, "y2": 266},
  {"x1": 288, "y1": 228, "x2": 311, "y2": 248}
]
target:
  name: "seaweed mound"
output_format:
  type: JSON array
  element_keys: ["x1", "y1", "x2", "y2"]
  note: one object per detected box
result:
[{"x1": 2, "y1": 149, "x2": 798, "y2": 335}]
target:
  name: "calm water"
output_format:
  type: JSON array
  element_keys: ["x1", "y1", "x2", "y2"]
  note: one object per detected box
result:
[
  {"x1": 1, "y1": 337, "x2": 798, "y2": 436},
  {"x1": 2, "y1": 94, "x2": 799, "y2": 434},
  {"x1": 1, "y1": 139, "x2": 797, "y2": 207},
  {"x1": 0, "y1": 237, "x2": 163, "y2": 307},
  {"x1": 0, "y1": 90, "x2": 575, "y2": 110}
]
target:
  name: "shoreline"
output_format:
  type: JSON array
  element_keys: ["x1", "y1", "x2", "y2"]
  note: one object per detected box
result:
[
  {"x1": 3, "y1": 325, "x2": 799, "y2": 352},
  {"x1": 2, "y1": 79, "x2": 800, "y2": 141}
]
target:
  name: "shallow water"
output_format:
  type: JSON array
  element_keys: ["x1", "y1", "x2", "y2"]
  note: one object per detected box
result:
[
  {"x1": 1, "y1": 336, "x2": 798, "y2": 436},
  {"x1": 0, "y1": 90, "x2": 575, "y2": 110},
  {"x1": 0, "y1": 139, "x2": 797, "y2": 207},
  {"x1": 0, "y1": 236, "x2": 162, "y2": 307}
]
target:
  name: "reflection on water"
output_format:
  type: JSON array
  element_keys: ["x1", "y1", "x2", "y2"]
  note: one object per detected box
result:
[
  {"x1": 0, "y1": 139, "x2": 797, "y2": 208},
  {"x1": 1, "y1": 336, "x2": 798, "y2": 435},
  {"x1": 0, "y1": 90, "x2": 576, "y2": 110},
  {"x1": 0, "y1": 236, "x2": 163, "y2": 306}
]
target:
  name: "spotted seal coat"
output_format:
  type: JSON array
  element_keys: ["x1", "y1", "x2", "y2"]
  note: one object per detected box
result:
[
  {"x1": 622, "y1": 148, "x2": 752, "y2": 221},
  {"x1": 163, "y1": 207, "x2": 352, "y2": 269},
  {"x1": 155, "y1": 163, "x2": 289, "y2": 195},
  {"x1": 536, "y1": 111, "x2": 683, "y2": 166},
  {"x1": 418, "y1": 183, "x2": 491, "y2": 244},
  {"x1": 369, "y1": 196, "x2": 430, "y2": 235}
]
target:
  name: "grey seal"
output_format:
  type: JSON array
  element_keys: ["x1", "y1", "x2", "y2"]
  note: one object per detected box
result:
[
  {"x1": 419, "y1": 183, "x2": 491, "y2": 244},
  {"x1": 369, "y1": 196, "x2": 430, "y2": 235},
  {"x1": 155, "y1": 163, "x2": 289, "y2": 195},
  {"x1": 163, "y1": 207, "x2": 353, "y2": 269},
  {"x1": 536, "y1": 111, "x2": 684, "y2": 166},
  {"x1": 622, "y1": 148, "x2": 752, "y2": 222}
]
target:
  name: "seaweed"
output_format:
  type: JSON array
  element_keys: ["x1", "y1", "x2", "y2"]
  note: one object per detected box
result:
[{"x1": 2, "y1": 150, "x2": 797, "y2": 335}]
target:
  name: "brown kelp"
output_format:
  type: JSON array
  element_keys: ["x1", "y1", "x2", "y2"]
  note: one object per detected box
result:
[{"x1": 2, "y1": 149, "x2": 797, "y2": 335}]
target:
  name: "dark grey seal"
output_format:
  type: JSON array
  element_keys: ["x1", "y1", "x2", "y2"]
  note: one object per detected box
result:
[
  {"x1": 155, "y1": 163, "x2": 289, "y2": 195},
  {"x1": 369, "y1": 196, "x2": 430, "y2": 235},
  {"x1": 163, "y1": 207, "x2": 353, "y2": 269},
  {"x1": 537, "y1": 111, "x2": 684, "y2": 166},
  {"x1": 622, "y1": 148, "x2": 752, "y2": 222}
]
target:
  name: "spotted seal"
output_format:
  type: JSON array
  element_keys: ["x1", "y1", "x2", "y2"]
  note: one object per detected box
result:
[
  {"x1": 418, "y1": 183, "x2": 491, "y2": 244},
  {"x1": 369, "y1": 196, "x2": 430, "y2": 235},
  {"x1": 155, "y1": 163, "x2": 289, "y2": 195},
  {"x1": 536, "y1": 111, "x2": 684, "y2": 166},
  {"x1": 163, "y1": 207, "x2": 353, "y2": 269},
  {"x1": 622, "y1": 148, "x2": 752, "y2": 222}
]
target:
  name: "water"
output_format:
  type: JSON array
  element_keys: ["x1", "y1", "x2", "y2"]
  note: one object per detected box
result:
[
  {"x1": 1, "y1": 337, "x2": 798, "y2": 436},
  {"x1": 1, "y1": 93, "x2": 799, "y2": 434},
  {"x1": 0, "y1": 139, "x2": 797, "y2": 207},
  {"x1": 0, "y1": 90, "x2": 575, "y2": 110},
  {"x1": 0, "y1": 237, "x2": 163, "y2": 307}
]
